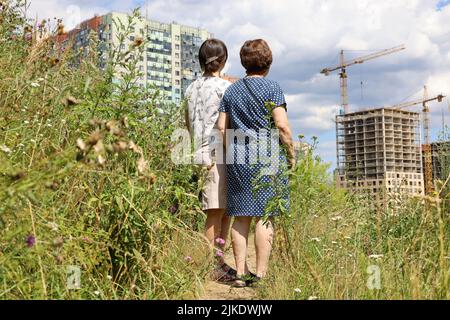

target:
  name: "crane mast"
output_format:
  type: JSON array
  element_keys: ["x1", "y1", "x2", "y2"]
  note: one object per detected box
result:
[{"x1": 385, "y1": 86, "x2": 445, "y2": 195}]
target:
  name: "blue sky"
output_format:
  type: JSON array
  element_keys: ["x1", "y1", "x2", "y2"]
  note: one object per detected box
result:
[{"x1": 30, "y1": 0, "x2": 450, "y2": 168}]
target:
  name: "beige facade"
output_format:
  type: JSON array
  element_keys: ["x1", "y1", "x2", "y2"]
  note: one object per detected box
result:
[{"x1": 336, "y1": 108, "x2": 424, "y2": 198}]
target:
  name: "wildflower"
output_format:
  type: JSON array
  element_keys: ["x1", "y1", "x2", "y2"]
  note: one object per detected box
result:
[
  {"x1": 48, "y1": 222, "x2": 58, "y2": 231},
  {"x1": 94, "y1": 290, "x2": 100, "y2": 296},
  {"x1": 76, "y1": 138, "x2": 87, "y2": 151},
  {"x1": 331, "y1": 241, "x2": 338, "y2": 245},
  {"x1": 10, "y1": 171, "x2": 25, "y2": 181},
  {"x1": 0, "y1": 145, "x2": 11, "y2": 154},
  {"x1": 168, "y1": 205, "x2": 178, "y2": 214},
  {"x1": 215, "y1": 250, "x2": 224, "y2": 258},
  {"x1": 49, "y1": 57, "x2": 60, "y2": 67},
  {"x1": 128, "y1": 141, "x2": 142, "y2": 154},
  {"x1": 308, "y1": 296, "x2": 318, "y2": 300},
  {"x1": 26, "y1": 235, "x2": 36, "y2": 248},
  {"x1": 65, "y1": 96, "x2": 80, "y2": 106},
  {"x1": 87, "y1": 130, "x2": 102, "y2": 146},
  {"x1": 112, "y1": 141, "x2": 128, "y2": 153},
  {"x1": 97, "y1": 155, "x2": 106, "y2": 165},
  {"x1": 148, "y1": 173, "x2": 157, "y2": 185},
  {"x1": 294, "y1": 288, "x2": 301, "y2": 293},
  {"x1": 137, "y1": 156, "x2": 148, "y2": 174},
  {"x1": 369, "y1": 254, "x2": 384, "y2": 260},
  {"x1": 132, "y1": 37, "x2": 144, "y2": 48},
  {"x1": 310, "y1": 237, "x2": 321, "y2": 242},
  {"x1": 30, "y1": 82, "x2": 40, "y2": 88},
  {"x1": 107, "y1": 275, "x2": 113, "y2": 280},
  {"x1": 331, "y1": 215, "x2": 343, "y2": 222},
  {"x1": 52, "y1": 237, "x2": 64, "y2": 247},
  {"x1": 184, "y1": 256, "x2": 193, "y2": 263},
  {"x1": 93, "y1": 140, "x2": 104, "y2": 153},
  {"x1": 215, "y1": 238, "x2": 226, "y2": 246},
  {"x1": 24, "y1": 120, "x2": 30, "y2": 124},
  {"x1": 57, "y1": 23, "x2": 65, "y2": 35},
  {"x1": 30, "y1": 139, "x2": 36, "y2": 143}
]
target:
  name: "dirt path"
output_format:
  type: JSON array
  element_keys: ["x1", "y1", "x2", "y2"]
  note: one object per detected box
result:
[{"x1": 200, "y1": 240, "x2": 257, "y2": 300}]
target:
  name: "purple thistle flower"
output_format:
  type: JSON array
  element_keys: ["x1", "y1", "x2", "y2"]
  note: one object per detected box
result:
[
  {"x1": 26, "y1": 235, "x2": 36, "y2": 248},
  {"x1": 215, "y1": 238, "x2": 226, "y2": 246},
  {"x1": 215, "y1": 250, "x2": 224, "y2": 258},
  {"x1": 168, "y1": 204, "x2": 178, "y2": 214},
  {"x1": 184, "y1": 256, "x2": 193, "y2": 263}
]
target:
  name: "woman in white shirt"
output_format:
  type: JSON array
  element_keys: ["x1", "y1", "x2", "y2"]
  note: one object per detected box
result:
[{"x1": 185, "y1": 39, "x2": 236, "y2": 282}]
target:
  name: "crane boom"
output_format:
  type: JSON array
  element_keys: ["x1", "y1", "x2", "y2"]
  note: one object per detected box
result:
[
  {"x1": 320, "y1": 44, "x2": 406, "y2": 75},
  {"x1": 321, "y1": 44, "x2": 406, "y2": 114},
  {"x1": 385, "y1": 93, "x2": 445, "y2": 110}
]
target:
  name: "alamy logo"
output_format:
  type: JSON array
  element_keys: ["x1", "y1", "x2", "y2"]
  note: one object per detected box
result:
[
  {"x1": 367, "y1": 265, "x2": 381, "y2": 290},
  {"x1": 171, "y1": 128, "x2": 282, "y2": 175},
  {"x1": 67, "y1": 265, "x2": 81, "y2": 290}
]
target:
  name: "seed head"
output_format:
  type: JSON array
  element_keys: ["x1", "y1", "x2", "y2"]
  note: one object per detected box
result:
[
  {"x1": 87, "y1": 130, "x2": 102, "y2": 146},
  {"x1": 132, "y1": 38, "x2": 144, "y2": 48}
]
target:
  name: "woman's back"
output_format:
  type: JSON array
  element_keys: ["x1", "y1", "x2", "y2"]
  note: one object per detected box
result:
[{"x1": 220, "y1": 77, "x2": 286, "y2": 132}]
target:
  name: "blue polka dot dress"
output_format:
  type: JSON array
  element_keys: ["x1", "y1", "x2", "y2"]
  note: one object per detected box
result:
[{"x1": 219, "y1": 77, "x2": 290, "y2": 217}]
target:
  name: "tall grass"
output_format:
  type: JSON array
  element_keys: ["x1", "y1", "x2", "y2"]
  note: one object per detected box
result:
[
  {"x1": 258, "y1": 138, "x2": 449, "y2": 300},
  {"x1": 1, "y1": 1, "x2": 448, "y2": 300},
  {"x1": 0, "y1": 1, "x2": 212, "y2": 299}
]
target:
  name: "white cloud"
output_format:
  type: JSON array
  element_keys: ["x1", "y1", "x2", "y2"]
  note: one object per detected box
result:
[{"x1": 27, "y1": 0, "x2": 450, "y2": 166}]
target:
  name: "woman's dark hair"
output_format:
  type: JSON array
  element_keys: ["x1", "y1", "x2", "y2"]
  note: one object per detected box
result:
[
  {"x1": 199, "y1": 39, "x2": 228, "y2": 75},
  {"x1": 240, "y1": 39, "x2": 273, "y2": 75}
]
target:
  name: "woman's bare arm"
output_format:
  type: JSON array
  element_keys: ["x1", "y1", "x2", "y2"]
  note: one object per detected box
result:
[
  {"x1": 272, "y1": 107, "x2": 296, "y2": 168},
  {"x1": 216, "y1": 111, "x2": 230, "y2": 147}
]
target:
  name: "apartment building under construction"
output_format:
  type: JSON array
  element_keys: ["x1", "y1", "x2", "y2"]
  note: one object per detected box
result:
[{"x1": 335, "y1": 108, "x2": 425, "y2": 198}]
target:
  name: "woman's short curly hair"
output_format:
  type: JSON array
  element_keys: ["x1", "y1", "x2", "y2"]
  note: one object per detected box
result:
[{"x1": 240, "y1": 39, "x2": 273, "y2": 75}]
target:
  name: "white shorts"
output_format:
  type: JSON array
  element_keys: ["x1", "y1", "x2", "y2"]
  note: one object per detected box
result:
[{"x1": 201, "y1": 163, "x2": 227, "y2": 210}]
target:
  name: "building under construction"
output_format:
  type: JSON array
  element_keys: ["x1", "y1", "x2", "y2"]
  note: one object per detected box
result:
[{"x1": 335, "y1": 108, "x2": 425, "y2": 198}]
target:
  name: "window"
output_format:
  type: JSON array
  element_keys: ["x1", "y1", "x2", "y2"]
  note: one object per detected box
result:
[
  {"x1": 175, "y1": 35, "x2": 180, "y2": 41},
  {"x1": 175, "y1": 80, "x2": 180, "y2": 85},
  {"x1": 175, "y1": 71, "x2": 180, "y2": 76},
  {"x1": 175, "y1": 44, "x2": 180, "y2": 50},
  {"x1": 175, "y1": 89, "x2": 180, "y2": 94},
  {"x1": 175, "y1": 53, "x2": 180, "y2": 58},
  {"x1": 175, "y1": 62, "x2": 180, "y2": 67}
]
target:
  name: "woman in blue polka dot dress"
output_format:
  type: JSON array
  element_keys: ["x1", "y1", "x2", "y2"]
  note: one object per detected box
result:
[{"x1": 217, "y1": 39, "x2": 296, "y2": 287}]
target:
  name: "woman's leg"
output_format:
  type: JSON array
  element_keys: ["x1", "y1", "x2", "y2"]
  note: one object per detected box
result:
[
  {"x1": 254, "y1": 218, "x2": 274, "y2": 278},
  {"x1": 231, "y1": 216, "x2": 253, "y2": 277},
  {"x1": 219, "y1": 214, "x2": 232, "y2": 246},
  {"x1": 205, "y1": 209, "x2": 226, "y2": 245}
]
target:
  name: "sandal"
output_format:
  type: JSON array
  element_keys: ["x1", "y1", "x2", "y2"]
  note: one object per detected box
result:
[
  {"x1": 212, "y1": 266, "x2": 237, "y2": 283},
  {"x1": 231, "y1": 273, "x2": 261, "y2": 288},
  {"x1": 220, "y1": 263, "x2": 237, "y2": 277}
]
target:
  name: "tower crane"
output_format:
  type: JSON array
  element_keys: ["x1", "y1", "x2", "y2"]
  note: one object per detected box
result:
[
  {"x1": 384, "y1": 86, "x2": 445, "y2": 194},
  {"x1": 321, "y1": 44, "x2": 406, "y2": 115}
]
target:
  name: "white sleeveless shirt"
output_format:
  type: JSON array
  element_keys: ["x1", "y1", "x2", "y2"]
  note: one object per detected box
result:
[{"x1": 185, "y1": 76, "x2": 231, "y2": 165}]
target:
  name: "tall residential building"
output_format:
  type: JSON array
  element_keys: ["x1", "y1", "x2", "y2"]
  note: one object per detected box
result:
[
  {"x1": 336, "y1": 108, "x2": 425, "y2": 199},
  {"x1": 58, "y1": 12, "x2": 212, "y2": 103}
]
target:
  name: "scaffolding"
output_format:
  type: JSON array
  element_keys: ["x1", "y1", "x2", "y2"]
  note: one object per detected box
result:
[{"x1": 336, "y1": 108, "x2": 424, "y2": 197}]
